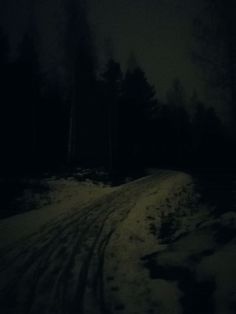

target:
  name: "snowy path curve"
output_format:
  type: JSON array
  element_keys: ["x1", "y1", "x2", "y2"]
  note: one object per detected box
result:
[{"x1": 0, "y1": 171, "x2": 188, "y2": 314}]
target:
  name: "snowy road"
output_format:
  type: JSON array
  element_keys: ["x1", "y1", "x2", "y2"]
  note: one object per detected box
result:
[
  {"x1": 0, "y1": 170, "x2": 235, "y2": 314},
  {"x1": 0, "y1": 171, "x2": 172, "y2": 314}
]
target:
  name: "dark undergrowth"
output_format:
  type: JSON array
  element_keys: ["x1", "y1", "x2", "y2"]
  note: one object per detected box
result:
[
  {"x1": 190, "y1": 167, "x2": 236, "y2": 215},
  {"x1": 142, "y1": 253, "x2": 216, "y2": 314},
  {"x1": 0, "y1": 177, "x2": 50, "y2": 219}
]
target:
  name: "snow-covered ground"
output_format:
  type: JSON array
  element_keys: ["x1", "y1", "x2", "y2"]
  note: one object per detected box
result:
[
  {"x1": 0, "y1": 177, "x2": 114, "y2": 248},
  {"x1": 0, "y1": 170, "x2": 235, "y2": 314}
]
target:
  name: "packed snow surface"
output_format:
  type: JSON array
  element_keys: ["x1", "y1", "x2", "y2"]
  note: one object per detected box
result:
[{"x1": 0, "y1": 170, "x2": 235, "y2": 314}]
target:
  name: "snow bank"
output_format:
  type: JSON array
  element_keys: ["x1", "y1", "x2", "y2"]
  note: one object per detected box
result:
[
  {"x1": 102, "y1": 171, "x2": 236, "y2": 314},
  {"x1": 103, "y1": 172, "x2": 201, "y2": 314}
]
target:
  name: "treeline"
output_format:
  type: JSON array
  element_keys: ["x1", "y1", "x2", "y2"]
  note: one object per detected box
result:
[
  {"x1": 1, "y1": 31, "x2": 69, "y2": 175},
  {"x1": 0, "y1": 27, "x2": 233, "y2": 179}
]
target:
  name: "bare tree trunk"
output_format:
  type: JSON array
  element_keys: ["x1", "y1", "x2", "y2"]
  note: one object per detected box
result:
[
  {"x1": 67, "y1": 90, "x2": 77, "y2": 165},
  {"x1": 108, "y1": 108, "x2": 113, "y2": 173}
]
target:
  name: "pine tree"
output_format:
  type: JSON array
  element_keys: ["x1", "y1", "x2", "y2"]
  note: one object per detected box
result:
[
  {"x1": 8, "y1": 29, "x2": 41, "y2": 173},
  {"x1": 0, "y1": 28, "x2": 10, "y2": 174},
  {"x1": 192, "y1": 103, "x2": 224, "y2": 167},
  {"x1": 101, "y1": 58, "x2": 123, "y2": 174},
  {"x1": 165, "y1": 79, "x2": 191, "y2": 167},
  {"x1": 65, "y1": 0, "x2": 96, "y2": 165},
  {"x1": 120, "y1": 65, "x2": 157, "y2": 174}
]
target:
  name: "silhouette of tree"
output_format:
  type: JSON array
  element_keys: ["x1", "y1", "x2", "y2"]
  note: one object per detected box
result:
[
  {"x1": 192, "y1": 102, "x2": 224, "y2": 167},
  {"x1": 101, "y1": 58, "x2": 123, "y2": 174},
  {"x1": 5, "y1": 29, "x2": 42, "y2": 174},
  {"x1": 0, "y1": 28, "x2": 9, "y2": 107},
  {"x1": 166, "y1": 78, "x2": 186, "y2": 108},
  {"x1": 193, "y1": 0, "x2": 236, "y2": 126},
  {"x1": 0, "y1": 28, "x2": 10, "y2": 174},
  {"x1": 65, "y1": 0, "x2": 96, "y2": 165},
  {"x1": 164, "y1": 79, "x2": 191, "y2": 167},
  {"x1": 126, "y1": 52, "x2": 138, "y2": 73},
  {"x1": 119, "y1": 65, "x2": 157, "y2": 175},
  {"x1": 0, "y1": 29, "x2": 8, "y2": 65},
  {"x1": 37, "y1": 86, "x2": 69, "y2": 170},
  {"x1": 153, "y1": 104, "x2": 173, "y2": 166}
]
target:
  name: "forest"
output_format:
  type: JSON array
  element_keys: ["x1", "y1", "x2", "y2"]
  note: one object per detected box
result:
[
  {"x1": 0, "y1": 1, "x2": 236, "y2": 313},
  {"x1": 0, "y1": 0, "x2": 236, "y2": 182}
]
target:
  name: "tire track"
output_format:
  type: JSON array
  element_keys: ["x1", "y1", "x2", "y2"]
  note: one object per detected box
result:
[{"x1": 0, "y1": 171, "x2": 174, "y2": 314}]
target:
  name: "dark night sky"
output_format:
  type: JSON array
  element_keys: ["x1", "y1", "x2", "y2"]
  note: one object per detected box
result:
[
  {"x1": 0, "y1": 0, "x2": 228, "y2": 118},
  {"x1": 88, "y1": 0, "x2": 205, "y2": 102}
]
